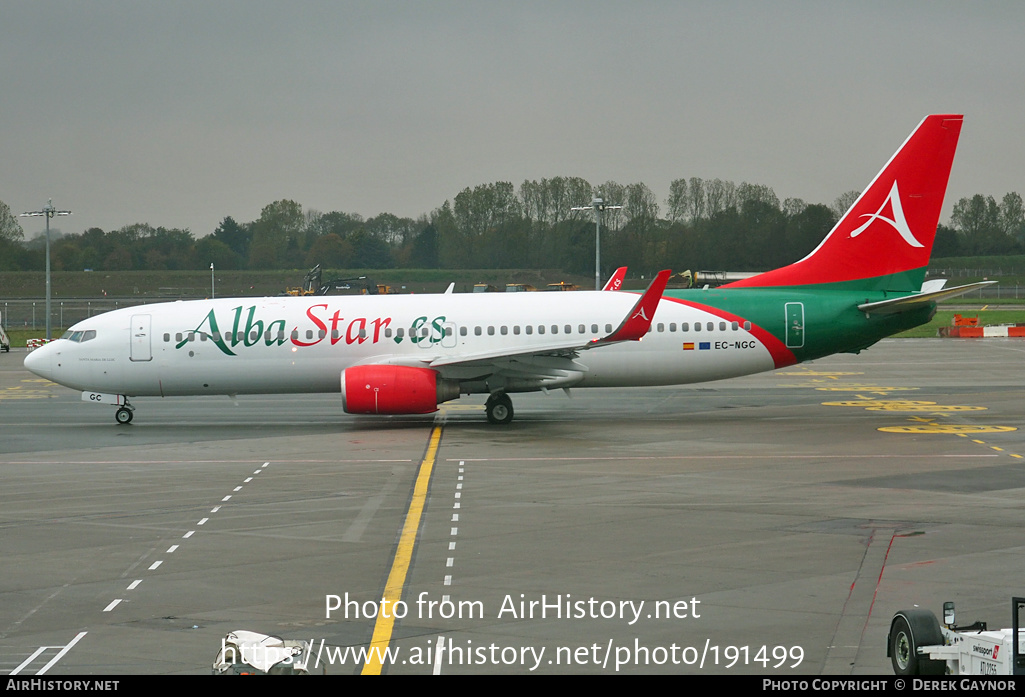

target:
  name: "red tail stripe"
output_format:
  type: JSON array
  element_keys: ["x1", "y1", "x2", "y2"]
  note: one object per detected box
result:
[{"x1": 663, "y1": 296, "x2": 797, "y2": 369}]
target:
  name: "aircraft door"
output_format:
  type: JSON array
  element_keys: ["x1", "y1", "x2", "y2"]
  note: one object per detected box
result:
[
  {"x1": 441, "y1": 322, "x2": 457, "y2": 348},
  {"x1": 785, "y1": 302, "x2": 805, "y2": 349},
  {"x1": 130, "y1": 314, "x2": 153, "y2": 362}
]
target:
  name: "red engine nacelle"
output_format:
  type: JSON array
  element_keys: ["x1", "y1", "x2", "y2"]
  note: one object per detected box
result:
[{"x1": 341, "y1": 365, "x2": 458, "y2": 415}]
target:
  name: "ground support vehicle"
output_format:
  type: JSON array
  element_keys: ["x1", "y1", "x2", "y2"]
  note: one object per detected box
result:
[
  {"x1": 888, "y1": 598, "x2": 1025, "y2": 675},
  {"x1": 212, "y1": 630, "x2": 318, "y2": 675}
]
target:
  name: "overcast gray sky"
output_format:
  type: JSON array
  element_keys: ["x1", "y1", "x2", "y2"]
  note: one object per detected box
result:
[{"x1": 3, "y1": 1, "x2": 1023, "y2": 240}]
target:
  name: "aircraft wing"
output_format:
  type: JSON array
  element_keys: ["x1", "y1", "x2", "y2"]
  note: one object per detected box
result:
[
  {"x1": 857, "y1": 281, "x2": 996, "y2": 315},
  {"x1": 364, "y1": 270, "x2": 670, "y2": 382}
]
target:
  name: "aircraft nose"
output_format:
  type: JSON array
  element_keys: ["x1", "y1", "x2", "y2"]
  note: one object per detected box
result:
[{"x1": 24, "y1": 344, "x2": 53, "y2": 380}]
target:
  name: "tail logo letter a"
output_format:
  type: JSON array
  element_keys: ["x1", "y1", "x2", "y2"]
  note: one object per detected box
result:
[{"x1": 848, "y1": 180, "x2": 924, "y2": 248}]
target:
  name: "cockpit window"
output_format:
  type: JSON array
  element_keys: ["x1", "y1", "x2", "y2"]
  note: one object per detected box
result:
[{"x1": 59, "y1": 329, "x2": 97, "y2": 343}]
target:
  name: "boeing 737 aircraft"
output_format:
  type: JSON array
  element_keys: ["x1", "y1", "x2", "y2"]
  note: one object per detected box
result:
[{"x1": 25, "y1": 114, "x2": 986, "y2": 425}]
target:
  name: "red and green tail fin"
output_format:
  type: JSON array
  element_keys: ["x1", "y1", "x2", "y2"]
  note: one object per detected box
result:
[{"x1": 724, "y1": 114, "x2": 963, "y2": 292}]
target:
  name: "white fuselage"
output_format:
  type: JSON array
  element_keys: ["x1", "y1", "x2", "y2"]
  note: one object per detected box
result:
[{"x1": 25, "y1": 291, "x2": 776, "y2": 399}]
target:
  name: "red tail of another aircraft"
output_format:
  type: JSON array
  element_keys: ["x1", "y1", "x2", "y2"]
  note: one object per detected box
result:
[{"x1": 725, "y1": 114, "x2": 963, "y2": 292}]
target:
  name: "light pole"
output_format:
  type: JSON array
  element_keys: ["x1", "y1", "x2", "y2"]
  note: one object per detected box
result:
[
  {"x1": 571, "y1": 195, "x2": 623, "y2": 290},
  {"x1": 20, "y1": 199, "x2": 71, "y2": 340},
  {"x1": 210, "y1": 263, "x2": 215, "y2": 299}
]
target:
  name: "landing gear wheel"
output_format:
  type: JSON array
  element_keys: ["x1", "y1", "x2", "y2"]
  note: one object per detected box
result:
[
  {"x1": 485, "y1": 393, "x2": 514, "y2": 425},
  {"x1": 115, "y1": 407, "x2": 134, "y2": 425}
]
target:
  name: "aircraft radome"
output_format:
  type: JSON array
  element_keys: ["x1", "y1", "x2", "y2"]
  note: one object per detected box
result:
[{"x1": 25, "y1": 114, "x2": 987, "y2": 425}]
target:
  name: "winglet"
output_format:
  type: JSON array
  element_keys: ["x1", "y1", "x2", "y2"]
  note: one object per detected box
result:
[
  {"x1": 602, "y1": 266, "x2": 627, "y2": 291},
  {"x1": 596, "y1": 269, "x2": 671, "y2": 344}
]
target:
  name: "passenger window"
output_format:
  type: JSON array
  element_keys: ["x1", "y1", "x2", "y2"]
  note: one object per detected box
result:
[
  {"x1": 719, "y1": 322, "x2": 726, "y2": 331},
  {"x1": 551, "y1": 325, "x2": 558, "y2": 334},
  {"x1": 459, "y1": 327, "x2": 467, "y2": 336},
  {"x1": 488, "y1": 326, "x2": 495, "y2": 336},
  {"x1": 500, "y1": 326, "x2": 508, "y2": 335},
  {"x1": 706, "y1": 322, "x2": 714, "y2": 331},
  {"x1": 731, "y1": 321, "x2": 739, "y2": 331},
  {"x1": 591, "y1": 324, "x2": 598, "y2": 334},
  {"x1": 163, "y1": 333, "x2": 170, "y2": 342},
  {"x1": 526, "y1": 326, "x2": 533, "y2": 335},
  {"x1": 657, "y1": 323, "x2": 664, "y2": 332},
  {"x1": 564, "y1": 324, "x2": 571, "y2": 334},
  {"x1": 669, "y1": 323, "x2": 677, "y2": 332},
  {"x1": 474, "y1": 326, "x2": 482, "y2": 336},
  {"x1": 744, "y1": 321, "x2": 752, "y2": 331},
  {"x1": 605, "y1": 324, "x2": 612, "y2": 333},
  {"x1": 681, "y1": 322, "x2": 689, "y2": 332},
  {"x1": 513, "y1": 326, "x2": 520, "y2": 335},
  {"x1": 694, "y1": 323, "x2": 701, "y2": 332},
  {"x1": 538, "y1": 325, "x2": 545, "y2": 335}
]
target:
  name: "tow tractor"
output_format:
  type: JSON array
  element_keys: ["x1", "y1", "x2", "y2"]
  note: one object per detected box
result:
[{"x1": 887, "y1": 597, "x2": 1025, "y2": 675}]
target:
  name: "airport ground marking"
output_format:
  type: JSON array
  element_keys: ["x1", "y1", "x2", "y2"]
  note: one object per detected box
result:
[
  {"x1": 361, "y1": 425, "x2": 443, "y2": 676},
  {"x1": 10, "y1": 632, "x2": 88, "y2": 676},
  {"x1": 878, "y1": 424, "x2": 1018, "y2": 434},
  {"x1": 443, "y1": 460, "x2": 466, "y2": 604},
  {"x1": 97, "y1": 461, "x2": 271, "y2": 616},
  {"x1": 0, "y1": 385, "x2": 57, "y2": 400}
]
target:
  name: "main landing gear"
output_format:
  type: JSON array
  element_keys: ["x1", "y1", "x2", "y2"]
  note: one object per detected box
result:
[
  {"x1": 485, "y1": 392, "x2": 514, "y2": 425},
  {"x1": 115, "y1": 400, "x2": 135, "y2": 425}
]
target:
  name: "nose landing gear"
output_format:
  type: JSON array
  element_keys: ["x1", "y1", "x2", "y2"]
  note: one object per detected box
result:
[{"x1": 115, "y1": 400, "x2": 135, "y2": 425}]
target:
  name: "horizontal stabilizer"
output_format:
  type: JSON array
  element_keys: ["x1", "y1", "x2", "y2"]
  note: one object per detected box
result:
[{"x1": 857, "y1": 281, "x2": 996, "y2": 315}]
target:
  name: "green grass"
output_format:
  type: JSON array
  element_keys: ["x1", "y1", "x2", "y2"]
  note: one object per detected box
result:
[{"x1": 5, "y1": 327, "x2": 66, "y2": 347}]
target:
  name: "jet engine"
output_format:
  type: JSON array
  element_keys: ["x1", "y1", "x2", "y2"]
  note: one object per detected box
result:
[{"x1": 341, "y1": 365, "x2": 460, "y2": 415}]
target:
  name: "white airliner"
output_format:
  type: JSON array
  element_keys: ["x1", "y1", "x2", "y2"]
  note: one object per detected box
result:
[{"x1": 25, "y1": 115, "x2": 980, "y2": 425}]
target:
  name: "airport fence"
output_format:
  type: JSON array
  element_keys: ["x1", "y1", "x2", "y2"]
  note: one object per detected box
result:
[
  {"x1": 948, "y1": 284, "x2": 1024, "y2": 300},
  {"x1": 0, "y1": 299, "x2": 159, "y2": 333}
]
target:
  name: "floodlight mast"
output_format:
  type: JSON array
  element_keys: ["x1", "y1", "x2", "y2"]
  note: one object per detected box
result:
[
  {"x1": 20, "y1": 199, "x2": 72, "y2": 341},
  {"x1": 571, "y1": 195, "x2": 623, "y2": 290}
]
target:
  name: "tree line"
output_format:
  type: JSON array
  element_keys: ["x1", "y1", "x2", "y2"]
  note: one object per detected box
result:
[{"x1": 2, "y1": 182, "x2": 1023, "y2": 277}]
